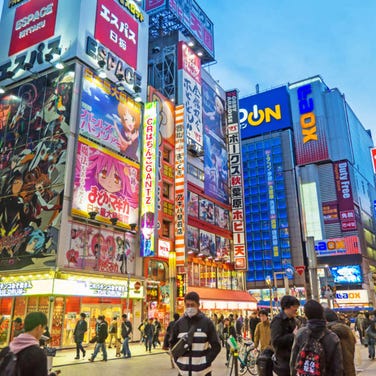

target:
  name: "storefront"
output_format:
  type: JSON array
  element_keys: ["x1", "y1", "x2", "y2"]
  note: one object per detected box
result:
[{"x1": 0, "y1": 271, "x2": 144, "y2": 348}]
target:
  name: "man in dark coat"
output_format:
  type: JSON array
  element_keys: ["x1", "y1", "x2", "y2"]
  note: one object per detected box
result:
[
  {"x1": 89, "y1": 315, "x2": 108, "y2": 362},
  {"x1": 290, "y1": 300, "x2": 343, "y2": 376},
  {"x1": 120, "y1": 313, "x2": 132, "y2": 358},
  {"x1": 73, "y1": 312, "x2": 87, "y2": 359},
  {"x1": 270, "y1": 295, "x2": 300, "y2": 376},
  {"x1": 324, "y1": 308, "x2": 356, "y2": 376},
  {"x1": 249, "y1": 311, "x2": 260, "y2": 340}
]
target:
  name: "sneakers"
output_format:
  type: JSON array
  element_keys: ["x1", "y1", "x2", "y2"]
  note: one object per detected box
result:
[
  {"x1": 74, "y1": 356, "x2": 80, "y2": 360},
  {"x1": 82, "y1": 350, "x2": 86, "y2": 358},
  {"x1": 88, "y1": 358, "x2": 94, "y2": 362}
]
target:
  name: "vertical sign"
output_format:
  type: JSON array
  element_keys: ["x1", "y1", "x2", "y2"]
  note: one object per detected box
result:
[
  {"x1": 226, "y1": 90, "x2": 247, "y2": 270},
  {"x1": 140, "y1": 102, "x2": 158, "y2": 256},
  {"x1": 371, "y1": 147, "x2": 376, "y2": 173},
  {"x1": 333, "y1": 160, "x2": 356, "y2": 231},
  {"x1": 176, "y1": 273, "x2": 186, "y2": 298},
  {"x1": 174, "y1": 105, "x2": 186, "y2": 266}
]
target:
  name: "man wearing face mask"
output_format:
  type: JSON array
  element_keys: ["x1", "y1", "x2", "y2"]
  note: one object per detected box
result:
[{"x1": 170, "y1": 292, "x2": 221, "y2": 376}]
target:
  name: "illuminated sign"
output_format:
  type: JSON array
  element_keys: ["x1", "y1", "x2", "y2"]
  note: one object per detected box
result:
[
  {"x1": 176, "y1": 273, "x2": 186, "y2": 298},
  {"x1": 322, "y1": 201, "x2": 339, "y2": 224},
  {"x1": 146, "y1": 282, "x2": 159, "y2": 302},
  {"x1": 158, "y1": 239, "x2": 170, "y2": 258},
  {"x1": 371, "y1": 147, "x2": 376, "y2": 173},
  {"x1": 0, "y1": 280, "x2": 54, "y2": 296},
  {"x1": 8, "y1": 0, "x2": 27, "y2": 8},
  {"x1": 140, "y1": 102, "x2": 158, "y2": 257},
  {"x1": 239, "y1": 86, "x2": 292, "y2": 139},
  {"x1": 297, "y1": 84, "x2": 317, "y2": 143},
  {"x1": 315, "y1": 236, "x2": 360, "y2": 257},
  {"x1": 117, "y1": 0, "x2": 144, "y2": 22},
  {"x1": 335, "y1": 289, "x2": 368, "y2": 304},
  {"x1": 226, "y1": 90, "x2": 247, "y2": 270}
]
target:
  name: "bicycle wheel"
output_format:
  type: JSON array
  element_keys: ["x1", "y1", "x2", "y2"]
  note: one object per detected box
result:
[{"x1": 246, "y1": 351, "x2": 258, "y2": 375}]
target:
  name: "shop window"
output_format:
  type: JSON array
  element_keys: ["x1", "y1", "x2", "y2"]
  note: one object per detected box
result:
[
  {"x1": 162, "y1": 182, "x2": 171, "y2": 199},
  {"x1": 162, "y1": 220, "x2": 171, "y2": 238},
  {"x1": 163, "y1": 147, "x2": 172, "y2": 163}
]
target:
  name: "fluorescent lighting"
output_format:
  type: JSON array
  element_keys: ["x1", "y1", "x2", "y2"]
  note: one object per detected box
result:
[
  {"x1": 0, "y1": 87, "x2": 5, "y2": 94},
  {"x1": 54, "y1": 61, "x2": 65, "y2": 70},
  {"x1": 98, "y1": 69, "x2": 106, "y2": 79},
  {"x1": 134, "y1": 94, "x2": 142, "y2": 102},
  {"x1": 197, "y1": 51, "x2": 203, "y2": 57},
  {"x1": 188, "y1": 41, "x2": 195, "y2": 47}
]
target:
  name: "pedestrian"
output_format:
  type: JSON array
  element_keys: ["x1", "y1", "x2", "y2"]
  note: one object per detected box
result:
[
  {"x1": 253, "y1": 309, "x2": 271, "y2": 352},
  {"x1": 1, "y1": 311, "x2": 48, "y2": 375},
  {"x1": 217, "y1": 315, "x2": 225, "y2": 347},
  {"x1": 235, "y1": 314, "x2": 243, "y2": 337},
  {"x1": 249, "y1": 311, "x2": 260, "y2": 340},
  {"x1": 12, "y1": 317, "x2": 24, "y2": 338},
  {"x1": 108, "y1": 316, "x2": 118, "y2": 348},
  {"x1": 364, "y1": 320, "x2": 376, "y2": 360},
  {"x1": 153, "y1": 317, "x2": 161, "y2": 348},
  {"x1": 363, "y1": 312, "x2": 372, "y2": 338},
  {"x1": 244, "y1": 314, "x2": 249, "y2": 338},
  {"x1": 223, "y1": 317, "x2": 236, "y2": 365},
  {"x1": 170, "y1": 291, "x2": 221, "y2": 376},
  {"x1": 144, "y1": 317, "x2": 154, "y2": 352},
  {"x1": 290, "y1": 300, "x2": 343, "y2": 376},
  {"x1": 354, "y1": 312, "x2": 365, "y2": 344},
  {"x1": 324, "y1": 308, "x2": 356, "y2": 376},
  {"x1": 270, "y1": 295, "x2": 300, "y2": 376},
  {"x1": 120, "y1": 313, "x2": 132, "y2": 358},
  {"x1": 89, "y1": 315, "x2": 108, "y2": 362},
  {"x1": 163, "y1": 313, "x2": 180, "y2": 350},
  {"x1": 138, "y1": 318, "x2": 147, "y2": 343},
  {"x1": 73, "y1": 312, "x2": 87, "y2": 360}
]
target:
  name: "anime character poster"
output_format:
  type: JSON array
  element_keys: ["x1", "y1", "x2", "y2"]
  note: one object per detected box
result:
[
  {"x1": 65, "y1": 221, "x2": 136, "y2": 275},
  {"x1": 187, "y1": 225, "x2": 199, "y2": 253},
  {"x1": 0, "y1": 67, "x2": 75, "y2": 271},
  {"x1": 199, "y1": 230, "x2": 216, "y2": 257},
  {"x1": 199, "y1": 197, "x2": 214, "y2": 224},
  {"x1": 80, "y1": 69, "x2": 142, "y2": 162},
  {"x1": 214, "y1": 206, "x2": 230, "y2": 230},
  {"x1": 187, "y1": 191, "x2": 199, "y2": 218},
  {"x1": 203, "y1": 133, "x2": 229, "y2": 204},
  {"x1": 72, "y1": 136, "x2": 139, "y2": 226},
  {"x1": 216, "y1": 236, "x2": 230, "y2": 262}
]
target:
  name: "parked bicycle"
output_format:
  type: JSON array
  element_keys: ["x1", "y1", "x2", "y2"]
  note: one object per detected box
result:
[{"x1": 226, "y1": 337, "x2": 258, "y2": 376}]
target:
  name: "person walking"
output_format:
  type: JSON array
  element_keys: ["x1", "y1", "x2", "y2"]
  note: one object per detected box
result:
[
  {"x1": 170, "y1": 291, "x2": 221, "y2": 376},
  {"x1": 249, "y1": 311, "x2": 260, "y2": 341},
  {"x1": 73, "y1": 312, "x2": 87, "y2": 360},
  {"x1": 270, "y1": 295, "x2": 300, "y2": 376},
  {"x1": 163, "y1": 313, "x2": 180, "y2": 350},
  {"x1": 108, "y1": 316, "x2": 118, "y2": 348},
  {"x1": 153, "y1": 317, "x2": 161, "y2": 348},
  {"x1": 324, "y1": 308, "x2": 356, "y2": 376},
  {"x1": 223, "y1": 317, "x2": 236, "y2": 366},
  {"x1": 253, "y1": 309, "x2": 271, "y2": 352},
  {"x1": 290, "y1": 300, "x2": 343, "y2": 376},
  {"x1": 244, "y1": 314, "x2": 249, "y2": 338},
  {"x1": 120, "y1": 313, "x2": 132, "y2": 358},
  {"x1": 354, "y1": 312, "x2": 365, "y2": 344},
  {"x1": 144, "y1": 317, "x2": 154, "y2": 353},
  {"x1": 12, "y1": 317, "x2": 24, "y2": 339},
  {"x1": 364, "y1": 320, "x2": 376, "y2": 360},
  {"x1": 89, "y1": 315, "x2": 108, "y2": 362},
  {"x1": 235, "y1": 314, "x2": 243, "y2": 338}
]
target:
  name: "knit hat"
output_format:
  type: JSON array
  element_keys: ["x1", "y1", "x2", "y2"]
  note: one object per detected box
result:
[
  {"x1": 304, "y1": 300, "x2": 324, "y2": 320},
  {"x1": 184, "y1": 291, "x2": 200, "y2": 305},
  {"x1": 324, "y1": 308, "x2": 338, "y2": 322}
]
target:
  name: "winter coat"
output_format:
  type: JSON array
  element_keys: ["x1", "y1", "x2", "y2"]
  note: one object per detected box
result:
[
  {"x1": 270, "y1": 310, "x2": 296, "y2": 373},
  {"x1": 73, "y1": 319, "x2": 88, "y2": 343},
  {"x1": 96, "y1": 321, "x2": 108, "y2": 343},
  {"x1": 327, "y1": 321, "x2": 356, "y2": 376},
  {"x1": 121, "y1": 320, "x2": 132, "y2": 339},
  {"x1": 254, "y1": 320, "x2": 271, "y2": 351},
  {"x1": 249, "y1": 316, "x2": 260, "y2": 338},
  {"x1": 290, "y1": 319, "x2": 343, "y2": 376},
  {"x1": 8, "y1": 333, "x2": 48, "y2": 376},
  {"x1": 365, "y1": 324, "x2": 376, "y2": 345},
  {"x1": 170, "y1": 311, "x2": 221, "y2": 376},
  {"x1": 143, "y1": 322, "x2": 154, "y2": 337}
]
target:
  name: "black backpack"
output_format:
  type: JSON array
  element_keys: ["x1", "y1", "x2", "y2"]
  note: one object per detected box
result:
[{"x1": 0, "y1": 346, "x2": 20, "y2": 376}]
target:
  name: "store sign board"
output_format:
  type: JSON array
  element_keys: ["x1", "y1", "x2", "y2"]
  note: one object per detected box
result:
[
  {"x1": 0, "y1": 280, "x2": 53, "y2": 296},
  {"x1": 335, "y1": 289, "x2": 368, "y2": 304},
  {"x1": 315, "y1": 236, "x2": 360, "y2": 257}
]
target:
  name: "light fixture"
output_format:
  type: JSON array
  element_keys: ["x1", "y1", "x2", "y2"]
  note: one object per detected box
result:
[
  {"x1": 197, "y1": 51, "x2": 203, "y2": 57},
  {"x1": 54, "y1": 61, "x2": 65, "y2": 70},
  {"x1": 187, "y1": 41, "x2": 195, "y2": 47},
  {"x1": 98, "y1": 69, "x2": 106, "y2": 79},
  {"x1": 0, "y1": 87, "x2": 5, "y2": 94},
  {"x1": 88, "y1": 211, "x2": 98, "y2": 220}
]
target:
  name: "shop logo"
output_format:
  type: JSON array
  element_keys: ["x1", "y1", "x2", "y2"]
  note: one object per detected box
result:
[
  {"x1": 240, "y1": 104, "x2": 281, "y2": 127},
  {"x1": 297, "y1": 83, "x2": 317, "y2": 143}
]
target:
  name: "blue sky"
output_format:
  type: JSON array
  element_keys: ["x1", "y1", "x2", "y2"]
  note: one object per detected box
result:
[
  {"x1": 200, "y1": 0, "x2": 375, "y2": 136},
  {"x1": 1, "y1": 0, "x2": 374, "y2": 136}
]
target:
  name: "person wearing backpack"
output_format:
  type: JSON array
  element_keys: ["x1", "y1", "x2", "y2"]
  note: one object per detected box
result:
[
  {"x1": 120, "y1": 313, "x2": 132, "y2": 358},
  {"x1": 290, "y1": 300, "x2": 343, "y2": 376},
  {"x1": 0, "y1": 311, "x2": 48, "y2": 376},
  {"x1": 88, "y1": 315, "x2": 108, "y2": 362}
]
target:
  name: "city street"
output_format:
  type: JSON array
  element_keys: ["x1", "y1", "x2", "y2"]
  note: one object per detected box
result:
[{"x1": 49, "y1": 342, "x2": 376, "y2": 376}]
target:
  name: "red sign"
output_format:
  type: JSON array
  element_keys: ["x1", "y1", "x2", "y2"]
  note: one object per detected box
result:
[
  {"x1": 9, "y1": 0, "x2": 59, "y2": 56},
  {"x1": 134, "y1": 281, "x2": 141, "y2": 291},
  {"x1": 94, "y1": 0, "x2": 139, "y2": 69},
  {"x1": 371, "y1": 148, "x2": 376, "y2": 173},
  {"x1": 295, "y1": 265, "x2": 305, "y2": 276}
]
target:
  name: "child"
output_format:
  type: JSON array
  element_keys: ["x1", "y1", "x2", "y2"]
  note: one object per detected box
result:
[{"x1": 115, "y1": 338, "x2": 122, "y2": 357}]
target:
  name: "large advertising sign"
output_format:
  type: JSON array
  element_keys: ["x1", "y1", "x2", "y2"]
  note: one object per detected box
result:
[
  {"x1": 226, "y1": 90, "x2": 247, "y2": 270},
  {"x1": 315, "y1": 235, "x2": 360, "y2": 257},
  {"x1": 333, "y1": 160, "x2": 356, "y2": 231},
  {"x1": 140, "y1": 102, "x2": 158, "y2": 257},
  {"x1": 239, "y1": 86, "x2": 292, "y2": 139},
  {"x1": 63, "y1": 221, "x2": 136, "y2": 274},
  {"x1": 0, "y1": 67, "x2": 74, "y2": 272},
  {"x1": 0, "y1": 0, "x2": 148, "y2": 99},
  {"x1": 72, "y1": 136, "x2": 140, "y2": 226},
  {"x1": 371, "y1": 147, "x2": 376, "y2": 173},
  {"x1": 178, "y1": 42, "x2": 203, "y2": 154},
  {"x1": 174, "y1": 105, "x2": 186, "y2": 266},
  {"x1": 289, "y1": 80, "x2": 329, "y2": 165},
  {"x1": 80, "y1": 68, "x2": 142, "y2": 162}
]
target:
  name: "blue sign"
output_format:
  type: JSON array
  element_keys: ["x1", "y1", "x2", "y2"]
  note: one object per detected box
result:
[
  {"x1": 284, "y1": 264, "x2": 295, "y2": 278},
  {"x1": 239, "y1": 86, "x2": 292, "y2": 139}
]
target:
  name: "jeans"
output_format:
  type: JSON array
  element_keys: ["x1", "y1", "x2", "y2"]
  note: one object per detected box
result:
[
  {"x1": 369, "y1": 340, "x2": 375, "y2": 359},
  {"x1": 92, "y1": 342, "x2": 107, "y2": 360},
  {"x1": 145, "y1": 335, "x2": 153, "y2": 351},
  {"x1": 75, "y1": 341, "x2": 85, "y2": 357},
  {"x1": 122, "y1": 337, "x2": 131, "y2": 357}
]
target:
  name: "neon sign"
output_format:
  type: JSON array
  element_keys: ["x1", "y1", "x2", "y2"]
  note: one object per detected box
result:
[{"x1": 297, "y1": 84, "x2": 317, "y2": 143}]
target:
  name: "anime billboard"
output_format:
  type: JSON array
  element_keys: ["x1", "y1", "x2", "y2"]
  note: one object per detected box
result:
[
  {"x1": 80, "y1": 68, "x2": 142, "y2": 162},
  {"x1": 72, "y1": 136, "x2": 139, "y2": 227},
  {"x1": 199, "y1": 229, "x2": 216, "y2": 257},
  {"x1": 64, "y1": 221, "x2": 136, "y2": 275},
  {"x1": 0, "y1": 67, "x2": 75, "y2": 271}
]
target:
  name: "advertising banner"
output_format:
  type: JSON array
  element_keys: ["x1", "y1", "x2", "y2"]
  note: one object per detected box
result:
[
  {"x1": 226, "y1": 90, "x2": 247, "y2": 270},
  {"x1": 187, "y1": 225, "x2": 199, "y2": 254},
  {"x1": 140, "y1": 102, "x2": 159, "y2": 257},
  {"x1": 333, "y1": 160, "x2": 356, "y2": 231},
  {"x1": 187, "y1": 191, "x2": 199, "y2": 218},
  {"x1": 0, "y1": 67, "x2": 75, "y2": 272},
  {"x1": 315, "y1": 236, "x2": 360, "y2": 257},
  {"x1": 72, "y1": 136, "x2": 140, "y2": 226},
  {"x1": 371, "y1": 147, "x2": 376, "y2": 173},
  {"x1": 63, "y1": 221, "x2": 136, "y2": 275},
  {"x1": 322, "y1": 201, "x2": 339, "y2": 224},
  {"x1": 216, "y1": 236, "x2": 230, "y2": 262},
  {"x1": 80, "y1": 68, "x2": 142, "y2": 162},
  {"x1": 199, "y1": 197, "x2": 214, "y2": 224},
  {"x1": 239, "y1": 86, "x2": 292, "y2": 139},
  {"x1": 199, "y1": 229, "x2": 216, "y2": 257}
]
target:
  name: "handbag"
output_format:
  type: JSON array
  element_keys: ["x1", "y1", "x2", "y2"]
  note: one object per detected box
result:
[{"x1": 171, "y1": 324, "x2": 197, "y2": 359}]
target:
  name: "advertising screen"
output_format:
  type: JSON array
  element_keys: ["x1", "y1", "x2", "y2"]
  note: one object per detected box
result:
[{"x1": 329, "y1": 264, "x2": 362, "y2": 284}]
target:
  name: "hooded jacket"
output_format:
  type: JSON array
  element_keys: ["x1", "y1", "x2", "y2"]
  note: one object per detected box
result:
[
  {"x1": 8, "y1": 333, "x2": 47, "y2": 376},
  {"x1": 290, "y1": 319, "x2": 343, "y2": 376}
]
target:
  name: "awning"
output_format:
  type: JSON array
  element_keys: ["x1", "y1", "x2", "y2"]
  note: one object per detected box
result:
[{"x1": 187, "y1": 286, "x2": 258, "y2": 310}]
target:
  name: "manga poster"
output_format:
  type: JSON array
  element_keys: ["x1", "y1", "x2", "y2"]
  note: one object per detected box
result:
[
  {"x1": 187, "y1": 225, "x2": 199, "y2": 254},
  {"x1": 80, "y1": 68, "x2": 142, "y2": 162},
  {"x1": 214, "y1": 206, "x2": 230, "y2": 230},
  {"x1": 216, "y1": 236, "x2": 230, "y2": 262},
  {"x1": 203, "y1": 133, "x2": 229, "y2": 205},
  {"x1": 0, "y1": 66, "x2": 75, "y2": 271},
  {"x1": 199, "y1": 229, "x2": 216, "y2": 257},
  {"x1": 199, "y1": 197, "x2": 214, "y2": 224},
  {"x1": 65, "y1": 221, "x2": 136, "y2": 275},
  {"x1": 187, "y1": 191, "x2": 199, "y2": 218},
  {"x1": 72, "y1": 136, "x2": 139, "y2": 227}
]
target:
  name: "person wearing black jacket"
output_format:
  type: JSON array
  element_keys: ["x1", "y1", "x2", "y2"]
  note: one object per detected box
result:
[
  {"x1": 120, "y1": 313, "x2": 132, "y2": 358},
  {"x1": 270, "y1": 295, "x2": 300, "y2": 376},
  {"x1": 249, "y1": 311, "x2": 260, "y2": 340},
  {"x1": 170, "y1": 292, "x2": 221, "y2": 376},
  {"x1": 163, "y1": 313, "x2": 180, "y2": 350},
  {"x1": 223, "y1": 317, "x2": 237, "y2": 365},
  {"x1": 73, "y1": 312, "x2": 87, "y2": 359},
  {"x1": 89, "y1": 315, "x2": 108, "y2": 362}
]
